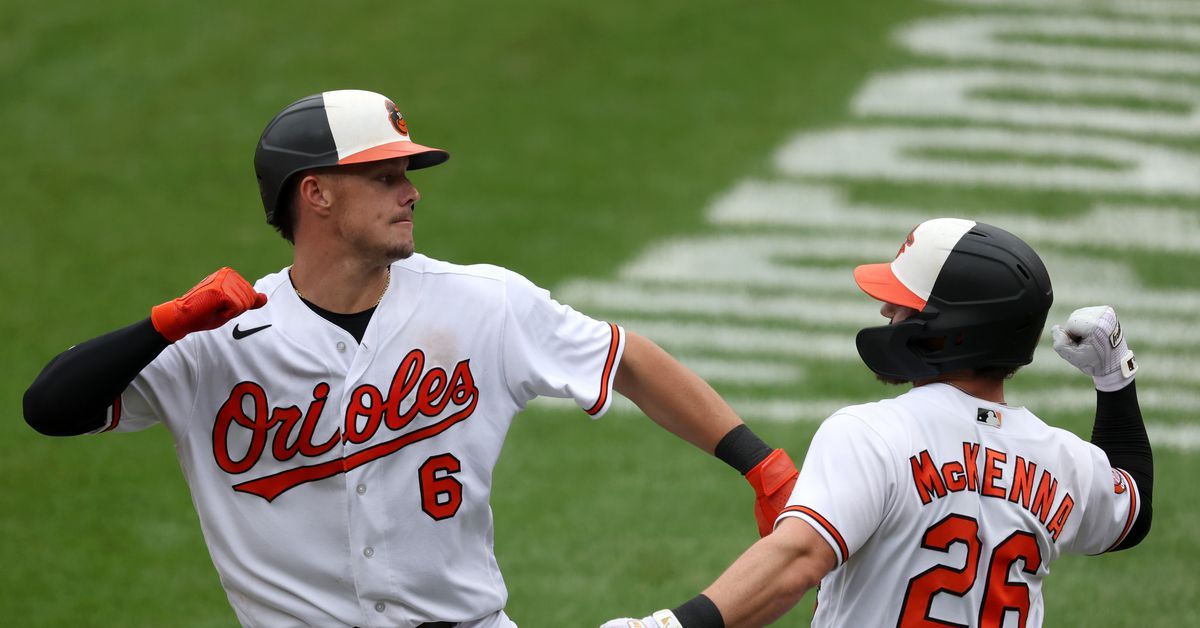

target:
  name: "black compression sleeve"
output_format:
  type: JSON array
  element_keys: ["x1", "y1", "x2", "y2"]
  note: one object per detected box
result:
[
  {"x1": 1090, "y1": 381, "x2": 1153, "y2": 551},
  {"x1": 672, "y1": 594, "x2": 725, "y2": 628},
  {"x1": 714, "y1": 424, "x2": 774, "y2": 475},
  {"x1": 23, "y1": 318, "x2": 170, "y2": 436}
]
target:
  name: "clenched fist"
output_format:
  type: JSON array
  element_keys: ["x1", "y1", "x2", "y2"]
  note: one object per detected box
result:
[
  {"x1": 1051, "y1": 306, "x2": 1138, "y2": 392},
  {"x1": 151, "y1": 267, "x2": 268, "y2": 342}
]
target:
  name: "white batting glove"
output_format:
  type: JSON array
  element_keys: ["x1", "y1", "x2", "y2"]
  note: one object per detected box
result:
[
  {"x1": 600, "y1": 610, "x2": 683, "y2": 628},
  {"x1": 1051, "y1": 306, "x2": 1138, "y2": 392}
]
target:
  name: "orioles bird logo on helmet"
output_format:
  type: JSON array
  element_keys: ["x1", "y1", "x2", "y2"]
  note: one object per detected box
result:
[{"x1": 384, "y1": 99, "x2": 409, "y2": 136}]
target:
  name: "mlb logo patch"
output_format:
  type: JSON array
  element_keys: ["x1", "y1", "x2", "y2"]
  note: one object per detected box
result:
[{"x1": 976, "y1": 408, "x2": 1002, "y2": 428}]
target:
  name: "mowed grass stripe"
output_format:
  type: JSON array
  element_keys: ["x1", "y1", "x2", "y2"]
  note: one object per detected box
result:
[{"x1": 561, "y1": 279, "x2": 1200, "y2": 351}]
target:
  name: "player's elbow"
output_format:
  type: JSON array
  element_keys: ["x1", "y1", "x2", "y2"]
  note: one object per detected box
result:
[
  {"x1": 769, "y1": 520, "x2": 835, "y2": 600},
  {"x1": 24, "y1": 384, "x2": 65, "y2": 436},
  {"x1": 1113, "y1": 504, "x2": 1153, "y2": 551},
  {"x1": 23, "y1": 383, "x2": 97, "y2": 437},
  {"x1": 775, "y1": 563, "x2": 822, "y2": 602},
  {"x1": 1128, "y1": 507, "x2": 1153, "y2": 547},
  {"x1": 782, "y1": 549, "x2": 828, "y2": 596}
]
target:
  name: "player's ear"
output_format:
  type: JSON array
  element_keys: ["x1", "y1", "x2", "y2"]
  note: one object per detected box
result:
[{"x1": 296, "y1": 172, "x2": 335, "y2": 217}]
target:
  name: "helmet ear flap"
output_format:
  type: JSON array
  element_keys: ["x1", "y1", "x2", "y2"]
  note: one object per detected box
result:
[{"x1": 856, "y1": 319, "x2": 941, "y2": 382}]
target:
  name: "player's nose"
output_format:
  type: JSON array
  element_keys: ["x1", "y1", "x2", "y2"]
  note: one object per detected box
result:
[
  {"x1": 881, "y1": 302, "x2": 916, "y2": 324},
  {"x1": 400, "y1": 179, "x2": 420, "y2": 208}
]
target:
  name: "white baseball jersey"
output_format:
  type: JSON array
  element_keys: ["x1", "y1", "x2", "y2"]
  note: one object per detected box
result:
[
  {"x1": 778, "y1": 383, "x2": 1140, "y2": 628},
  {"x1": 96, "y1": 254, "x2": 626, "y2": 627}
]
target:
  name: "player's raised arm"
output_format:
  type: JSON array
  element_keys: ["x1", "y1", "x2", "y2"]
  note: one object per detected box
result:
[
  {"x1": 614, "y1": 330, "x2": 799, "y2": 537},
  {"x1": 1052, "y1": 305, "x2": 1153, "y2": 550},
  {"x1": 23, "y1": 267, "x2": 266, "y2": 436}
]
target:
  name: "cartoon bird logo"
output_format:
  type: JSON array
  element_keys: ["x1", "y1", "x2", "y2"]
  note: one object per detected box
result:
[
  {"x1": 384, "y1": 99, "x2": 409, "y2": 136},
  {"x1": 896, "y1": 227, "x2": 917, "y2": 258}
]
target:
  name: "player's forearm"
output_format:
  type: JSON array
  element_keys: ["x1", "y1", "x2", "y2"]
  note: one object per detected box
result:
[
  {"x1": 614, "y1": 331, "x2": 743, "y2": 453},
  {"x1": 23, "y1": 318, "x2": 169, "y2": 436},
  {"x1": 701, "y1": 520, "x2": 832, "y2": 627},
  {"x1": 1091, "y1": 381, "x2": 1153, "y2": 549}
]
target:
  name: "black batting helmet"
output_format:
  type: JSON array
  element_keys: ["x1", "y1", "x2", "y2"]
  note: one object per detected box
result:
[
  {"x1": 853, "y1": 218, "x2": 1053, "y2": 381},
  {"x1": 254, "y1": 89, "x2": 449, "y2": 225}
]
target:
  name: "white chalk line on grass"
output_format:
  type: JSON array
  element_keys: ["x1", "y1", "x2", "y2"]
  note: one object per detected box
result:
[
  {"x1": 546, "y1": 6, "x2": 1200, "y2": 454},
  {"x1": 898, "y1": 15, "x2": 1200, "y2": 76},
  {"x1": 1146, "y1": 423, "x2": 1200, "y2": 451},
  {"x1": 673, "y1": 355, "x2": 806, "y2": 386},
  {"x1": 559, "y1": 280, "x2": 1200, "y2": 350},
  {"x1": 530, "y1": 394, "x2": 1199, "y2": 451},
  {"x1": 612, "y1": 232, "x2": 1185, "y2": 305},
  {"x1": 710, "y1": 180, "x2": 1200, "y2": 256},
  {"x1": 936, "y1": 0, "x2": 1200, "y2": 19},
  {"x1": 610, "y1": 316, "x2": 1200, "y2": 385},
  {"x1": 854, "y1": 69, "x2": 1200, "y2": 138},
  {"x1": 774, "y1": 126, "x2": 1200, "y2": 196}
]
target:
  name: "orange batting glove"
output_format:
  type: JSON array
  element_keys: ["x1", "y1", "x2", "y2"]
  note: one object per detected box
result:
[
  {"x1": 745, "y1": 449, "x2": 799, "y2": 537},
  {"x1": 150, "y1": 267, "x2": 268, "y2": 342}
]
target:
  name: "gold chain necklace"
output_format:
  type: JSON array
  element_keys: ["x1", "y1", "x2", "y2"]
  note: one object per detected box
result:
[{"x1": 294, "y1": 266, "x2": 391, "y2": 309}]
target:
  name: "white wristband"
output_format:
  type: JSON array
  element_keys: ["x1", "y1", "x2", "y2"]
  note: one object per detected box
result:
[{"x1": 1094, "y1": 349, "x2": 1138, "y2": 392}]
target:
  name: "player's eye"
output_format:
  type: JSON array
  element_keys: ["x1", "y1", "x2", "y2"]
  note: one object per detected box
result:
[{"x1": 378, "y1": 174, "x2": 396, "y2": 185}]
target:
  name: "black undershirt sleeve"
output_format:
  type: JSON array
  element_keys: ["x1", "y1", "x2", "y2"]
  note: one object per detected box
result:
[
  {"x1": 23, "y1": 318, "x2": 170, "y2": 436},
  {"x1": 1090, "y1": 381, "x2": 1153, "y2": 551},
  {"x1": 23, "y1": 298, "x2": 377, "y2": 437}
]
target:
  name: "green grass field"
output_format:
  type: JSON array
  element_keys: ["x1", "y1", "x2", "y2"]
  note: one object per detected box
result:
[{"x1": 3, "y1": 0, "x2": 1198, "y2": 625}]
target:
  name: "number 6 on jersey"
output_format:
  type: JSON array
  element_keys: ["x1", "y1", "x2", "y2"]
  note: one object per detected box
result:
[{"x1": 420, "y1": 454, "x2": 463, "y2": 520}]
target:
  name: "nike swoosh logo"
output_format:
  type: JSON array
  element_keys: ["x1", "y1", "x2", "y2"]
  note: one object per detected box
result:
[{"x1": 232, "y1": 324, "x2": 272, "y2": 340}]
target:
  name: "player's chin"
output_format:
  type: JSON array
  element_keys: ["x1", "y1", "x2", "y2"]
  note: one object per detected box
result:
[{"x1": 384, "y1": 241, "x2": 415, "y2": 261}]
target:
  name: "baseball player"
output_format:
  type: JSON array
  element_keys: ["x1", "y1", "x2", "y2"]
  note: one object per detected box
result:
[
  {"x1": 604, "y1": 218, "x2": 1153, "y2": 627},
  {"x1": 22, "y1": 89, "x2": 799, "y2": 627}
]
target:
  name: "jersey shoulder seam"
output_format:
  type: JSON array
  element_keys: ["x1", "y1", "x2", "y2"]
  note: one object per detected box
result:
[
  {"x1": 397, "y1": 256, "x2": 515, "y2": 285},
  {"x1": 829, "y1": 408, "x2": 907, "y2": 519},
  {"x1": 161, "y1": 331, "x2": 203, "y2": 448},
  {"x1": 829, "y1": 408, "x2": 904, "y2": 459},
  {"x1": 495, "y1": 277, "x2": 524, "y2": 408}
]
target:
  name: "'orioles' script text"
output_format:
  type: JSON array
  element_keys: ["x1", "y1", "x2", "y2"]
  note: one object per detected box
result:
[{"x1": 212, "y1": 349, "x2": 478, "y2": 501}]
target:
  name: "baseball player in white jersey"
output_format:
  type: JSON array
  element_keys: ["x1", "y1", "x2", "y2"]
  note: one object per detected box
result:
[
  {"x1": 23, "y1": 89, "x2": 801, "y2": 627},
  {"x1": 604, "y1": 218, "x2": 1153, "y2": 627}
]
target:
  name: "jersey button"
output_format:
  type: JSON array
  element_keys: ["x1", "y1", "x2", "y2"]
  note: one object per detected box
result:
[
  {"x1": 356, "y1": 484, "x2": 367, "y2": 495},
  {"x1": 374, "y1": 602, "x2": 386, "y2": 613},
  {"x1": 336, "y1": 341, "x2": 347, "y2": 353},
  {"x1": 363, "y1": 546, "x2": 375, "y2": 558}
]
